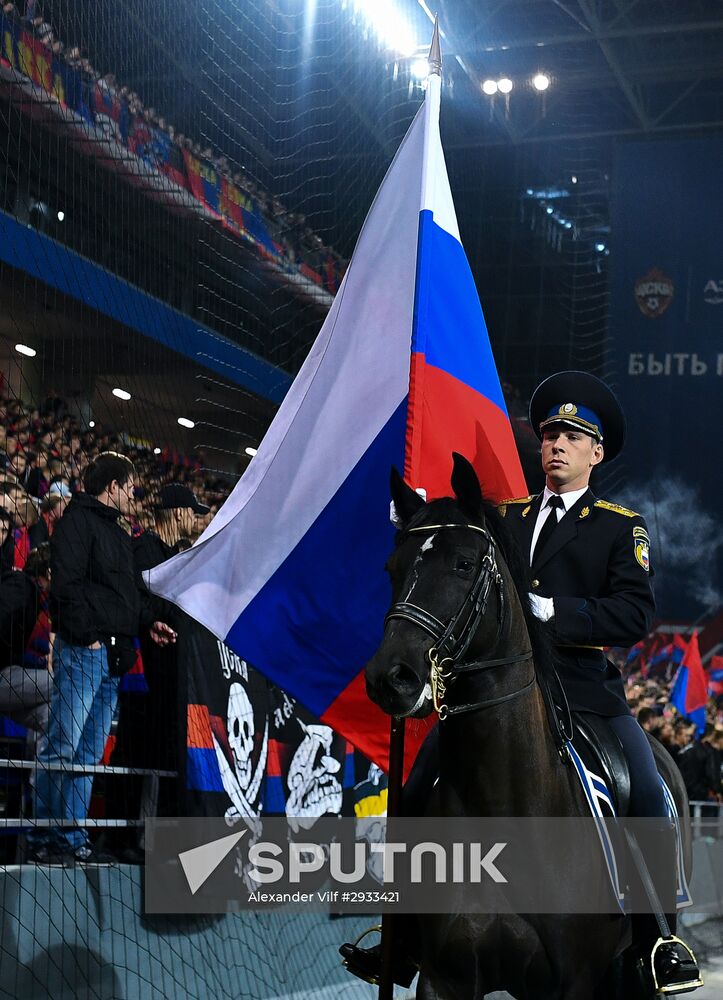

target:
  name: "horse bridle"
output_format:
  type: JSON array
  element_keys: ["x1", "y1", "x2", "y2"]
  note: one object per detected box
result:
[{"x1": 385, "y1": 522, "x2": 533, "y2": 720}]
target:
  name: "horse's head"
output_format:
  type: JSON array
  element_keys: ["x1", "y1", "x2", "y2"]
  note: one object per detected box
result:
[{"x1": 366, "y1": 453, "x2": 514, "y2": 719}]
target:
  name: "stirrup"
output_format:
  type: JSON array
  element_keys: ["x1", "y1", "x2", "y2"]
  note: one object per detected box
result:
[
  {"x1": 651, "y1": 935, "x2": 704, "y2": 995},
  {"x1": 339, "y1": 925, "x2": 382, "y2": 985}
]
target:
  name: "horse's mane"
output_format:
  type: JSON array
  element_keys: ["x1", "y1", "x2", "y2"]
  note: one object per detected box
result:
[{"x1": 401, "y1": 494, "x2": 553, "y2": 675}]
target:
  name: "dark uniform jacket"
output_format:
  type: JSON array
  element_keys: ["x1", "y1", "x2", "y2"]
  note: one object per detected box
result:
[
  {"x1": 499, "y1": 488, "x2": 655, "y2": 717},
  {"x1": 49, "y1": 492, "x2": 154, "y2": 648}
]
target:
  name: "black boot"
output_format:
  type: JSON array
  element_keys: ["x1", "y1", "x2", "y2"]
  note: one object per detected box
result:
[
  {"x1": 651, "y1": 936, "x2": 703, "y2": 995},
  {"x1": 339, "y1": 926, "x2": 418, "y2": 988}
]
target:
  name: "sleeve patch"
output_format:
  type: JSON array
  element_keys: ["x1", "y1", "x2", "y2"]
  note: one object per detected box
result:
[{"x1": 634, "y1": 537, "x2": 650, "y2": 572}]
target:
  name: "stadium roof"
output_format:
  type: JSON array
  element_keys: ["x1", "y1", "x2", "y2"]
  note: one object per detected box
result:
[{"x1": 435, "y1": 0, "x2": 723, "y2": 148}]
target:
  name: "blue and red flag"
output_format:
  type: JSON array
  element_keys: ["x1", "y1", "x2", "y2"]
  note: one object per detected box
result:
[
  {"x1": 148, "y1": 52, "x2": 525, "y2": 773},
  {"x1": 119, "y1": 638, "x2": 149, "y2": 694},
  {"x1": 182, "y1": 149, "x2": 222, "y2": 217},
  {"x1": 708, "y1": 655, "x2": 723, "y2": 698},
  {"x1": 92, "y1": 82, "x2": 128, "y2": 142},
  {"x1": 186, "y1": 703, "x2": 225, "y2": 793},
  {"x1": 670, "y1": 632, "x2": 707, "y2": 736}
]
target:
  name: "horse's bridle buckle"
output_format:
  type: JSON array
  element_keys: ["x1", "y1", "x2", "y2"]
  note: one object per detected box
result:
[{"x1": 428, "y1": 647, "x2": 454, "y2": 718}]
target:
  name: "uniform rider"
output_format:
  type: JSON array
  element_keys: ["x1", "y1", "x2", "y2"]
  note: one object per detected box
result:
[{"x1": 341, "y1": 371, "x2": 701, "y2": 996}]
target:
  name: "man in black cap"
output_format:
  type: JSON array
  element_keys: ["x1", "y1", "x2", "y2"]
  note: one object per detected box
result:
[
  {"x1": 498, "y1": 370, "x2": 699, "y2": 994},
  {"x1": 501, "y1": 370, "x2": 651, "y2": 722},
  {"x1": 136, "y1": 484, "x2": 210, "y2": 571}
]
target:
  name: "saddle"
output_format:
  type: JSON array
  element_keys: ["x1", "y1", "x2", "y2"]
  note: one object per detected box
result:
[{"x1": 572, "y1": 711, "x2": 631, "y2": 817}]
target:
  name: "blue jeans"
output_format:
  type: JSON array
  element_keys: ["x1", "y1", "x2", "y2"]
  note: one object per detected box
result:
[{"x1": 29, "y1": 640, "x2": 120, "y2": 853}]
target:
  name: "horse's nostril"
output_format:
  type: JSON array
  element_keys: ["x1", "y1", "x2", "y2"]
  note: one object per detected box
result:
[{"x1": 387, "y1": 661, "x2": 419, "y2": 691}]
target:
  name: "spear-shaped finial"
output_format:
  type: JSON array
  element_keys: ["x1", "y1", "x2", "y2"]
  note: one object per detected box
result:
[{"x1": 428, "y1": 14, "x2": 442, "y2": 76}]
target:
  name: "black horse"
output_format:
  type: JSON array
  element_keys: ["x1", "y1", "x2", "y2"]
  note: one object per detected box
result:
[{"x1": 363, "y1": 454, "x2": 692, "y2": 1000}]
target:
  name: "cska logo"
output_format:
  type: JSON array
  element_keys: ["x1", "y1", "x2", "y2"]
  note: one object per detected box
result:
[
  {"x1": 703, "y1": 279, "x2": 723, "y2": 305},
  {"x1": 634, "y1": 267, "x2": 674, "y2": 318}
]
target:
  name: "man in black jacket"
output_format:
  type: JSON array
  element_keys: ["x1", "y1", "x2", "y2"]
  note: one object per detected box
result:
[
  {"x1": 106, "y1": 484, "x2": 209, "y2": 856},
  {"x1": 498, "y1": 372, "x2": 699, "y2": 993},
  {"x1": 27, "y1": 452, "x2": 175, "y2": 864}
]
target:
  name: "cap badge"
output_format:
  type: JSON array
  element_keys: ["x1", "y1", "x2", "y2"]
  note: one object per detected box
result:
[{"x1": 559, "y1": 403, "x2": 577, "y2": 416}]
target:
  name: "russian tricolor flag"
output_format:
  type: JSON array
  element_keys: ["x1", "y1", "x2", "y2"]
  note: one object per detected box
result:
[
  {"x1": 147, "y1": 37, "x2": 525, "y2": 773},
  {"x1": 670, "y1": 633, "x2": 708, "y2": 736}
]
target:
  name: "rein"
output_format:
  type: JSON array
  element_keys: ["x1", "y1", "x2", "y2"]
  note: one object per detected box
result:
[{"x1": 385, "y1": 522, "x2": 534, "y2": 720}]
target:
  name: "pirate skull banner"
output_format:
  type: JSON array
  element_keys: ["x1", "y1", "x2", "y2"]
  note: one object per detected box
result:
[{"x1": 181, "y1": 623, "x2": 386, "y2": 820}]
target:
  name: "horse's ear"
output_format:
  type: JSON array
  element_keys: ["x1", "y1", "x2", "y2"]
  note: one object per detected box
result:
[
  {"x1": 390, "y1": 467, "x2": 425, "y2": 524},
  {"x1": 451, "y1": 452, "x2": 482, "y2": 515}
]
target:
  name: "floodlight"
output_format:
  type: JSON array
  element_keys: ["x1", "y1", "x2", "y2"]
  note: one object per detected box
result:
[{"x1": 411, "y1": 59, "x2": 428, "y2": 80}]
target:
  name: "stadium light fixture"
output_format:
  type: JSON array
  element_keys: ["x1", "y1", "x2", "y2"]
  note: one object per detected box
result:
[
  {"x1": 498, "y1": 77, "x2": 513, "y2": 94},
  {"x1": 178, "y1": 417, "x2": 195, "y2": 429},
  {"x1": 153, "y1": 447, "x2": 162, "y2": 455},
  {"x1": 595, "y1": 242, "x2": 606, "y2": 252},
  {"x1": 546, "y1": 206, "x2": 554, "y2": 215},
  {"x1": 410, "y1": 58, "x2": 428, "y2": 80},
  {"x1": 14, "y1": 343, "x2": 36, "y2": 357},
  {"x1": 532, "y1": 73, "x2": 550, "y2": 91},
  {"x1": 564, "y1": 221, "x2": 573, "y2": 230},
  {"x1": 112, "y1": 387, "x2": 132, "y2": 401},
  {"x1": 482, "y1": 79, "x2": 498, "y2": 95},
  {"x1": 245, "y1": 446, "x2": 258, "y2": 458},
  {"x1": 571, "y1": 175, "x2": 578, "y2": 184},
  {"x1": 352, "y1": 1, "x2": 418, "y2": 57},
  {"x1": 57, "y1": 210, "x2": 65, "y2": 221}
]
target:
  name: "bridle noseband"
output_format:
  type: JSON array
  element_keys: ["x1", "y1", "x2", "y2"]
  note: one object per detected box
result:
[{"x1": 385, "y1": 522, "x2": 533, "y2": 720}]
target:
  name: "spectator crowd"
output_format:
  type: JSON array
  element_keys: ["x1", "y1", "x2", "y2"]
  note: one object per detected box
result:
[
  {"x1": 1, "y1": 1, "x2": 347, "y2": 287},
  {"x1": 1, "y1": 388, "x2": 232, "y2": 861},
  {"x1": 613, "y1": 649, "x2": 723, "y2": 808},
  {"x1": 0, "y1": 385, "x2": 721, "y2": 863}
]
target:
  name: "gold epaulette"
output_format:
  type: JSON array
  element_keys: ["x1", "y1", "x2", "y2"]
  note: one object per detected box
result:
[
  {"x1": 498, "y1": 495, "x2": 535, "y2": 518},
  {"x1": 498, "y1": 495, "x2": 535, "y2": 506},
  {"x1": 594, "y1": 499, "x2": 639, "y2": 518}
]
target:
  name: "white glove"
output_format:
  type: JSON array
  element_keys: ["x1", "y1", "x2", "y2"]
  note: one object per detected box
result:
[
  {"x1": 390, "y1": 487, "x2": 427, "y2": 526},
  {"x1": 529, "y1": 594, "x2": 554, "y2": 622}
]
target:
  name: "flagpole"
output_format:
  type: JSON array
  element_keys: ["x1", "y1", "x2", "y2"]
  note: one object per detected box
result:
[
  {"x1": 379, "y1": 22, "x2": 442, "y2": 1000},
  {"x1": 378, "y1": 715, "x2": 406, "y2": 1000}
]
